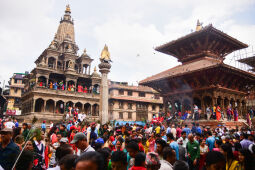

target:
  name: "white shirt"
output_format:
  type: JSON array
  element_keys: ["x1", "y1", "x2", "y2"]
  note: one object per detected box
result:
[
  {"x1": 159, "y1": 160, "x2": 173, "y2": 170},
  {"x1": 47, "y1": 165, "x2": 60, "y2": 170},
  {"x1": 5, "y1": 121, "x2": 15, "y2": 128},
  {"x1": 81, "y1": 145, "x2": 95, "y2": 155},
  {"x1": 171, "y1": 128, "x2": 177, "y2": 138},
  {"x1": 78, "y1": 114, "x2": 82, "y2": 121},
  {"x1": 34, "y1": 140, "x2": 45, "y2": 159}
]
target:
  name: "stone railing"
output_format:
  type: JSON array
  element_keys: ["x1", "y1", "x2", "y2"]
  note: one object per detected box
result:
[{"x1": 30, "y1": 86, "x2": 100, "y2": 98}]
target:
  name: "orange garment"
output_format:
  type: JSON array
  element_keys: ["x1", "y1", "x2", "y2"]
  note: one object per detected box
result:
[{"x1": 216, "y1": 106, "x2": 221, "y2": 121}]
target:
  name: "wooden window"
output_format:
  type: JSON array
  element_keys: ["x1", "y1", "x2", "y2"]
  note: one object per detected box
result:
[
  {"x1": 152, "y1": 105, "x2": 156, "y2": 111},
  {"x1": 154, "y1": 95, "x2": 160, "y2": 99},
  {"x1": 128, "y1": 112, "x2": 132, "y2": 119},
  {"x1": 119, "y1": 101, "x2": 123, "y2": 109},
  {"x1": 119, "y1": 112, "x2": 123, "y2": 119},
  {"x1": 139, "y1": 92, "x2": 145, "y2": 97},
  {"x1": 128, "y1": 103, "x2": 132, "y2": 109},
  {"x1": 119, "y1": 89, "x2": 124, "y2": 95},
  {"x1": 128, "y1": 91, "x2": 133, "y2": 96}
]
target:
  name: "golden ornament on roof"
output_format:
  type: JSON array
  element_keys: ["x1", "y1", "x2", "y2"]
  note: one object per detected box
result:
[
  {"x1": 196, "y1": 20, "x2": 202, "y2": 31},
  {"x1": 65, "y1": 4, "x2": 71, "y2": 13},
  {"x1": 100, "y1": 44, "x2": 111, "y2": 62},
  {"x1": 94, "y1": 66, "x2": 97, "y2": 72}
]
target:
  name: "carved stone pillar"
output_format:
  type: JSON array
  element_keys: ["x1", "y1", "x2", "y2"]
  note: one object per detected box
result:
[
  {"x1": 32, "y1": 99, "x2": 35, "y2": 113},
  {"x1": 201, "y1": 98, "x2": 205, "y2": 115},
  {"x1": 55, "y1": 59, "x2": 58, "y2": 69},
  {"x1": 46, "y1": 57, "x2": 49, "y2": 66},
  {"x1": 99, "y1": 62, "x2": 111, "y2": 124}
]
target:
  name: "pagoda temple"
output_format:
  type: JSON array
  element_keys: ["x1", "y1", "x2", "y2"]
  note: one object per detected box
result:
[
  {"x1": 239, "y1": 55, "x2": 255, "y2": 109},
  {"x1": 140, "y1": 21, "x2": 255, "y2": 117}
]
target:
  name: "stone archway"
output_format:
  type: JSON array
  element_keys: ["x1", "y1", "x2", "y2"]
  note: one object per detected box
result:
[
  {"x1": 92, "y1": 104, "x2": 99, "y2": 116},
  {"x1": 56, "y1": 100, "x2": 64, "y2": 114},
  {"x1": 35, "y1": 98, "x2": 44, "y2": 112},
  {"x1": 75, "y1": 102, "x2": 83, "y2": 113},
  {"x1": 48, "y1": 57, "x2": 56, "y2": 69},
  {"x1": 46, "y1": 99, "x2": 55, "y2": 113},
  {"x1": 66, "y1": 101, "x2": 74, "y2": 108},
  {"x1": 38, "y1": 76, "x2": 47, "y2": 87},
  {"x1": 93, "y1": 84, "x2": 100, "y2": 94},
  {"x1": 84, "y1": 103, "x2": 91, "y2": 115}
]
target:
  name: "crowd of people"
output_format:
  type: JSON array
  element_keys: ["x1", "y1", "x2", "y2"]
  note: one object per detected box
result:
[
  {"x1": 37, "y1": 80, "x2": 100, "y2": 94},
  {"x1": 0, "y1": 115, "x2": 255, "y2": 170},
  {"x1": 175, "y1": 104, "x2": 254, "y2": 127}
]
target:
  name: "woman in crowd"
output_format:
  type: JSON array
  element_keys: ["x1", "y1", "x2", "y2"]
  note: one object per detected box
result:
[
  {"x1": 238, "y1": 149, "x2": 254, "y2": 170},
  {"x1": 199, "y1": 139, "x2": 208, "y2": 170},
  {"x1": 220, "y1": 143, "x2": 239, "y2": 170}
]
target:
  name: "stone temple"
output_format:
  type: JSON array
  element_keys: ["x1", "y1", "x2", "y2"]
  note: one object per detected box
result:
[{"x1": 21, "y1": 5, "x2": 107, "y2": 122}]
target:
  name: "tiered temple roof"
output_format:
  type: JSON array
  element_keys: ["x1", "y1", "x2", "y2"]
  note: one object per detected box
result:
[
  {"x1": 239, "y1": 55, "x2": 255, "y2": 72},
  {"x1": 155, "y1": 24, "x2": 248, "y2": 63}
]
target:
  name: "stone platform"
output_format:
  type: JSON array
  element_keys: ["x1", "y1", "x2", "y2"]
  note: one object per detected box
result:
[
  {"x1": 15, "y1": 112, "x2": 100, "y2": 127},
  {"x1": 181, "y1": 119, "x2": 248, "y2": 129}
]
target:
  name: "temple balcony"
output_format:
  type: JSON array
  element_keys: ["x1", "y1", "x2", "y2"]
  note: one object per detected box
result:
[
  {"x1": 23, "y1": 86, "x2": 100, "y2": 99},
  {"x1": 36, "y1": 64, "x2": 92, "y2": 77}
]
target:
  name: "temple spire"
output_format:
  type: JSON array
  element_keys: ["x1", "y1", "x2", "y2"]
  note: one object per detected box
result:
[
  {"x1": 65, "y1": 4, "x2": 71, "y2": 13},
  {"x1": 196, "y1": 20, "x2": 202, "y2": 31},
  {"x1": 54, "y1": 5, "x2": 75, "y2": 43}
]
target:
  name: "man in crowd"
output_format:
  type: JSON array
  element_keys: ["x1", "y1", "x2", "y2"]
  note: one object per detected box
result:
[
  {"x1": 71, "y1": 132, "x2": 95, "y2": 154},
  {"x1": 0, "y1": 128, "x2": 20, "y2": 169},
  {"x1": 186, "y1": 134, "x2": 200, "y2": 170},
  {"x1": 111, "y1": 151, "x2": 128, "y2": 170}
]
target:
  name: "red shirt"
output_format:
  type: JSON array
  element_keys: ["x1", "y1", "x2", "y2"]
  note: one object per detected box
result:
[
  {"x1": 176, "y1": 128, "x2": 182, "y2": 138},
  {"x1": 138, "y1": 143, "x2": 144, "y2": 152},
  {"x1": 129, "y1": 166, "x2": 146, "y2": 170}
]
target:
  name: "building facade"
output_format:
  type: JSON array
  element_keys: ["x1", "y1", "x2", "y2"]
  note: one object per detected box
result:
[
  {"x1": 21, "y1": 5, "x2": 101, "y2": 121},
  {"x1": 109, "y1": 81, "x2": 163, "y2": 121},
  {"x1": 5, "y1": 73, "x2": 26, "y2": 115},
  {"x1": 140, "y1": 22, "x2": 255, "y2": 118}
]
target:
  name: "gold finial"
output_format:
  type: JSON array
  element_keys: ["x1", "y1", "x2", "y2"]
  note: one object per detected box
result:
[
  {"x1": 65, "y1": 4, "x2": 71, "y2": 13},
  {"x1": 83, "y1": 48, "x2": 87, "y2": 54},
  {"x1": 94, "y1": 66, "x2": 97, "y2": 72},
  {"x1": 196, "y1": 20, "x2": 202, "y2": 31},
  {"x1": 100, "y1": 44, "x2": 111, "y2": 61}
]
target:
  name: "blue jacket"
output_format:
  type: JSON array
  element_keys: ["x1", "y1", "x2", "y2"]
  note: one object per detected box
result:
[{"x1": 0, "y1": 141, "x2": 20, "y2": 170}]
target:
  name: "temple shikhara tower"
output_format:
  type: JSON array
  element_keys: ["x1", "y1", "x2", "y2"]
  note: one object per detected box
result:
[
  {"x1": 140, "y1": 21, "x2": 255, "y2": 117},
  {"x1": 21, "y1": 5, "x2": 109, "y2": 122}
]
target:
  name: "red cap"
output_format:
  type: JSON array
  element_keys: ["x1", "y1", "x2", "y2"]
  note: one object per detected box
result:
[
  {"x1": 70, "y1": 126, "x2": 76, "y2": 131},
  {"x1": 43, "y1": 120, "x2": 46, "y2": 123}
]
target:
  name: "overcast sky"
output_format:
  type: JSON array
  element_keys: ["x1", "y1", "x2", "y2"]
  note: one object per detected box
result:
[{"x1": 0, "y1": 0, "x2": 255, "y2": 86}]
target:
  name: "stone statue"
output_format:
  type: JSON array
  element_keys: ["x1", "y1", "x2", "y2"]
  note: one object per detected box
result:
[
  {"x1": 66, "y1": 44, "x2": 73, "y2": 52},
  {"x1": 68, "y1": 60, "x2": 74, "y2": 68},
  {"x1": 100, "y1": 44, "x2": 111, "y2": 62},
  {"x1": 49, "y1": 41, "x2": 56, "y2": 49}
]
